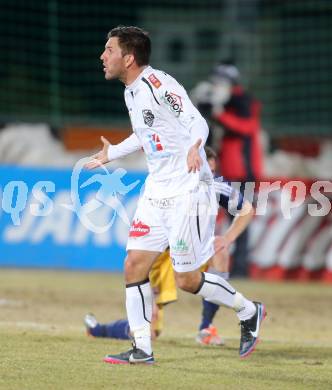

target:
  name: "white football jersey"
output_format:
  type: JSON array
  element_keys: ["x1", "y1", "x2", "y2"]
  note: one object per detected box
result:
[{"x1": 124, "y1": 66, "x2": 213, "y2": 199}]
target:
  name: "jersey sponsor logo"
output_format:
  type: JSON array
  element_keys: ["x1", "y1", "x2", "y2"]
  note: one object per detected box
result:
[
  {"x1": 164, "y1": 91, "x2": 183, "y2": 116},
  {"x1": 148, "y1": 73, "x2": 162, "y2": 88},
  {"x1": 129, "y1": 220, "x2": 150, "y2": 237},
  {"x1": 142, "y1": 109, "x2": 155, "y2": 127},
  {"x1": 146, "y1": 150, "x2": 172, "y2": 160},
  {"x1": 148, "y1": 133, "x2": 164, "y2": 152}
]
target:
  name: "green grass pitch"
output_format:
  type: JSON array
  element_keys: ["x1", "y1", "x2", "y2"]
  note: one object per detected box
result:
[{"x1": 0, "y1": 269, "x2": 331, "y2": 390}]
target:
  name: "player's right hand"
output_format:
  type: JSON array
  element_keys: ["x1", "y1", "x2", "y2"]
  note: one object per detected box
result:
[
  {"x1": 85, "y1": 136, "x2": 111, "y2": 169},
  {"x1": 187, "y1": 138, "x2": 203, "y2": 173}
]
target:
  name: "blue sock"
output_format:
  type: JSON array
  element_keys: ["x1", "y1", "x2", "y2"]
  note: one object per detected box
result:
[
  {"x1": 199, "y1": 299, "x2": 220, "y2": 330},
  {"x1": 90, "y1": 319, "x2": 130, "y2": 339}
]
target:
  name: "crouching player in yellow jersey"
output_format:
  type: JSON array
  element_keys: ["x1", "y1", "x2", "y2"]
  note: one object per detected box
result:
[{"x1": 85, "y1": 147, "x2": 254, "y2": 344}]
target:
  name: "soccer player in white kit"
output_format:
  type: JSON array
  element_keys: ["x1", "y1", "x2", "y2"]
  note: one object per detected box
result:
[{"x1": 86, "y1": 26, "x2": 266, "y2": 364}]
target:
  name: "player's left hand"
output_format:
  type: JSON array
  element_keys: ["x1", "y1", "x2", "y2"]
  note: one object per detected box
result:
[
  {"x1": 187, "y1": 138, "x2": 203, "y2": 173},
  {"x1": 214, "y1": 235, "x2": 231, "y2": 253}
]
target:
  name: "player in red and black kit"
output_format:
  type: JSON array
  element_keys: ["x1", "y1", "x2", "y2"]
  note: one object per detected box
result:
[{"x1": 192, "y1": 61, "x2": 263, "y2": 277}]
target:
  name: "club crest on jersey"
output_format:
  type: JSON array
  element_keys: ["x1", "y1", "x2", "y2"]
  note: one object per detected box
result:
[
  {"x1": 129, "y1": 220, "x2": 150, "y2": 237},
  {"x1": 142, "y1": 109, "x2": 155, "y2": 127},
  {"x1": 148, "y1": 73, "x2": 161, "y2": 88},
  {"x1": 164, "y1": 91, "x2": 183, "y2": 116}
]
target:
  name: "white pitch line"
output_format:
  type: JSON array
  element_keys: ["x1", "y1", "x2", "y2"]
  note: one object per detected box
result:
[
  {"x1": 0, "y1": 298, "x2": 24, "y2": 307},
  {"x1": 0, "y1": 321, "x2": 83, "y2": 332}
]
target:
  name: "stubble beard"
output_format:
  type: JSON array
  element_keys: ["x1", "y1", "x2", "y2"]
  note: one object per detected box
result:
[
  {"x1": 104, "y1": 69, "x2": 114, "y2": 80},
  {"x1": 105, "y1": 68, "x2": 122, "y2": 81}
]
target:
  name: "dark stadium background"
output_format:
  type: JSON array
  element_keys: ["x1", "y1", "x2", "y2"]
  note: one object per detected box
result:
[{"x1": 1, "y1": 0, "x2": 331, "y2": 136}]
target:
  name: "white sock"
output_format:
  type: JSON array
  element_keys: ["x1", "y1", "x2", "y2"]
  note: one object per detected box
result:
[
  {"x1": 207, "y1": 266, "x2": 230, "y2": 281},
  {"x1": 233, "y1": 292, "x2": 257, "y2": 321},
  {"x1": 196, "y1": 272, "x2": 256, "y2": 321},
  {"x1": 126, "y1": 278, "x2": 153, "y2": 354}
]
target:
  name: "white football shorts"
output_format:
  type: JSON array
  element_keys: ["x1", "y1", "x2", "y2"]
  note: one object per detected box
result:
[{"x1": 126, "y1": 182, "x2": 217, "y2": 272}]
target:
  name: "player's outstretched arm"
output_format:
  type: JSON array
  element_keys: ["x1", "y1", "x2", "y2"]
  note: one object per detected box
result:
[{"x1": 85, "y1": 133, "x2": 142, "y2": 170}]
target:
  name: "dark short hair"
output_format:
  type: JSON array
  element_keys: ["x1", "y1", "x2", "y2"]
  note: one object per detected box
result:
[
  {"x1": 108, "y1": 26, "x2": 151, "y2": 66},
  {"x1": 205, "y1": 146, "x2": 217, "y2": 160}
]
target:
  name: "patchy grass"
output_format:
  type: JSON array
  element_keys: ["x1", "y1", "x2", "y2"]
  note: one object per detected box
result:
[{"x1": 0, "y1": 269, "x2": 331, "y2": 390}]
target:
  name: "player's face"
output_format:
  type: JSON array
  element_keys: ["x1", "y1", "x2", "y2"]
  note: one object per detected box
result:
[
  {"x1": 100, "y1": 37, "x2": 126, "y2": 80},
  {"x1": 208, "y1": 157, "x2": 217, "y2": 175}
]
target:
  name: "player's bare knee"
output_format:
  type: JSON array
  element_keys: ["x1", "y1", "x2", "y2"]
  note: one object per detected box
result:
[
  {"x1": 175, "y1": 275, "x2": 190, "y2": 292},
  {"x1": 124, "y1": 253, "x2": 144, "y2": 280},
  {"x1": 124, "y1": 259, "x2": 135, "y2": 278},
  {"x1": 175, "y1": 271, "x2": 202, "y2": 293},
  {"x1": 124, "y1": 250, "x2": 157, "y2": 283}
]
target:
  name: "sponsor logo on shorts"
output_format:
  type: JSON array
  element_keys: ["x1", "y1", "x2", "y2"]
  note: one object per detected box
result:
[
  {"x1": 171, "y1": 239, "x2": 189, "y2": 254},
  {"x1": 142, "y1": 109, "x2": 155, "y2": 127},
  {"x1": 171, "y1": 257, "x2": 191, "y2": 266},
  {"x1": 148, "y1": 73, "x2": 161, "y2": 88},
  {"x1": 175, "y1": 260, "x2": 192, "y2": 266},
  {"x1": 129, "y1": 220, "x2": 150, "y2": 237},
  {"x1": 148, "y1": 198, "x2": 175, "y2": 209},
  {"x1": 164, "y1": 91, "x2": 183, "y2": 116}
]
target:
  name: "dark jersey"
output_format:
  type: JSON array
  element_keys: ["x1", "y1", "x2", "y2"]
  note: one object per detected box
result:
[{"x1": 214, "y1": 177, "x2": 244, "y2": 213}]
